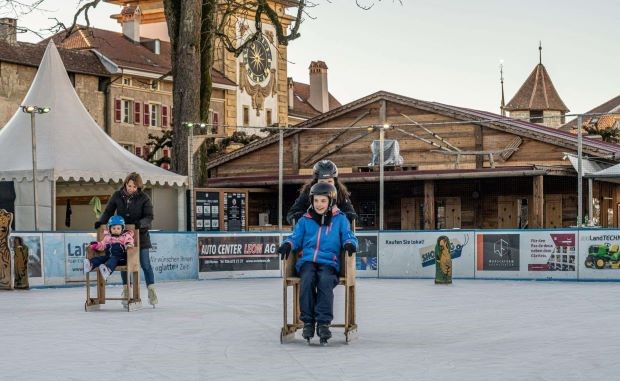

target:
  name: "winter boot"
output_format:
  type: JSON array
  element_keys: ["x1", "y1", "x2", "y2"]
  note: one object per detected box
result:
[
  {"x1": 83, "y1": 259, "x2": 92, "y2": 274},
  {"x1": 99, "y1": 264, "x2": 111, "y2": 280},
  {"x1": 121, "y1": 285, "x2": 129, "y2": 307},
  {"x1": 302, "y1": 322, "x2": 315, "y2": 341},
  {"x1": 317, "y1": 324, "x2": 332, "y2": 345},
  {"x1": 148, "y1": 285, "x2": 158, "y2": 307}
]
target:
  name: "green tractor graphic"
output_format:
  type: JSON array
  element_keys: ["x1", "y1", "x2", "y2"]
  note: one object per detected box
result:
[{"x1": 585, "y1": 243, "x2": 620, "y2": 269}]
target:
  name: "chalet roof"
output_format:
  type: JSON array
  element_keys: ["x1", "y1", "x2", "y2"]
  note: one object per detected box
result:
[
  {"x1": 560, "y1": 95, "x2": 620, "y2": 132},
  {"x1": 43, "y1": 27, "x2": 236, "y2": 87},
  {"x1": 289, "y1": 80, "x2": 341, "y2": 119},
  {"x1": 208, "y1": 91, "x2": 620, "y2": 170},
  {"x1": 0, "y1": 39, "x2": 109, "y2": 77},
  {"x1": 505, "y1": 64, "x2": 569, "y2": 112}
]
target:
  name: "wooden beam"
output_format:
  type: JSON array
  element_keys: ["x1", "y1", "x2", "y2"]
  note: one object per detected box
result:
[
  {"x1": 400, "y1": 113, "x2": 461, "y2": 152},
  {"x1": 292, "y1": 134, "x2": 299, "y2": 172},
  {"x1": 302, "y1": 111, "x2": 370, "y2": 165},
  {"x1": 424, "y1": 180, "x2": 435, "y2": 230},
  {"x1": 312, "y1": 130, "x2": 375, "y2": 162},
  {"x1": 474, "y1": 125, "x2": 483, "y2": 168},
  {"x1": 532, "y1": 175, "x2": 544, "y2": 228}
]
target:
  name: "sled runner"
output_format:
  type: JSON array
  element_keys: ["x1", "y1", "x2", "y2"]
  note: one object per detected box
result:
[{"x1": 85, "y1": 225, "x2": 141, "y2": 312}]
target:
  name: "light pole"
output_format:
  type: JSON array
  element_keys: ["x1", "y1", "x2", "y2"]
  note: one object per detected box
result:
[
  {"x1": 183, "y1": 122, "x2": 210, "y2": 231},
  {"x1": 21, "y1": 105, "x2": 50, "y2": 231}
]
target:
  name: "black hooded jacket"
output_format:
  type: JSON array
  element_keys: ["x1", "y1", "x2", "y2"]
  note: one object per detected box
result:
[
  {"x1": 98, "y1": 188, "x2": 154, "y2": 249},
  {"x1": 286, "y1": 191, "x2": 357, "y2": 225}
]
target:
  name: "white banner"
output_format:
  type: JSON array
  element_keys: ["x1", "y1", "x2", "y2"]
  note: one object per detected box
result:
[
  {"x1": 578, "y1": 230, "x2": 620, "y2": 280},
  {"x1": 379, "y1": 231, "x2": 475, "y2": 278},
  {"x1": 475, "y1": 230, "x2": 577, "y2": 280}
]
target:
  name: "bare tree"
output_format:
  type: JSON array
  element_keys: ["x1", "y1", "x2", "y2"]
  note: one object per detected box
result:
[
  {"x1": 164, "y1": 0, "x2": 306, "y2": 176},
  {"x1": 5, "y1": 0, "x2": 388, "y2": 177}
]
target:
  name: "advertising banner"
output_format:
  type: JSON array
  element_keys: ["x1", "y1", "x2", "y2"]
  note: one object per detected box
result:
[
  {"x1": 150, "y1": 233, "x2": 198, "y2": 281},
  {"x1": 14, "y1": 233, "x2": 44, "y2": 286},
  {"x1": 379, "y1": 231, "x2": 475, "y2": 278},
  {"x1": 198, "y1": 233, "x2": 281, "y2": 279},
  {"x1": 43, "y1": 233, "x2": 65, "y2": 285},
  {"x1": 64, "y1": 232, "x2": 111, "y2": 282},
  {"x1": 475, "y1": 231, "x2": 578, "y2": 279},
  {"x1": 356, "y1": 232, "x2": 378, "y2": 278},
  {"x1": 579, "y1": 229, "x2": 620, "y2": 280}
]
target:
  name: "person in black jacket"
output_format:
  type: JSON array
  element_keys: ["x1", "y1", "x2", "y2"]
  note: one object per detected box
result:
[
  {"x1": 286, "y1": 160, "x2": 357, "y2": 225},
  {"x1": 95, "y1": 172, "x2": 158, "y2": 307}
]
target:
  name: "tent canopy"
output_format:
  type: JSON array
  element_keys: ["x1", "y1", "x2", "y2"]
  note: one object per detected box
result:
[{"x1": 0, "y1": 40, "x2": 186, "y2": 187}]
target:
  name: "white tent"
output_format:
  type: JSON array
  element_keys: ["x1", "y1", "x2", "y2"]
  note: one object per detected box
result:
[{"x1": 0, "y1": 41, "x2": 187, "y2": 231}]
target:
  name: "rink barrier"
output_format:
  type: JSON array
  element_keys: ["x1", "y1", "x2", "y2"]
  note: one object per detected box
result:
[{"x1": 10, "y1": 228, "x2": 620, "y2": 286}]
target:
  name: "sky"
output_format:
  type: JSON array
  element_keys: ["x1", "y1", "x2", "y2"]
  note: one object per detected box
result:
[{"x1": 7, "y1": 0, "x2": 620, "y2": 116}]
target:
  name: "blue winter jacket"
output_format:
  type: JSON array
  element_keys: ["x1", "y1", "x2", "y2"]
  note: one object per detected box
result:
[{"x1": 284, "y1": 207, "x2": 358, "y2": 273}]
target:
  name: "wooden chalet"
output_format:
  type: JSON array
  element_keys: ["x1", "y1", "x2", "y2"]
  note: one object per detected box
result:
[{"x1": 206, "y1": 91, "x2": 620, "y2": 231}]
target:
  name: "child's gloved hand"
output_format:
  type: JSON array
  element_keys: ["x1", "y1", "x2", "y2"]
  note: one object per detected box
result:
[
  {"x1": 343, "y1": 243, "x2": 356, "y2": 256},
  {"x1": 278, "y1": 242, "x2": 292, "y2": 260},
  {"x1": 89, "y1": 242, "x2": 98, "y2": 250}
]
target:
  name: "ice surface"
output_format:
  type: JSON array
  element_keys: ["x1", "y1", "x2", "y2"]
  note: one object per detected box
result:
[{"x1": 1, "y1": 279, "x2": 619, "y2": 381}]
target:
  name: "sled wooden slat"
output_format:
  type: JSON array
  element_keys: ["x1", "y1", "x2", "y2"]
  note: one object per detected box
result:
[{"x1": 85, "y1": 225, "x2": 142, "y2": 312}]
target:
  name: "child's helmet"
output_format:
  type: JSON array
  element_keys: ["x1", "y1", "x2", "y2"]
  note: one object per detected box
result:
[
  {"x1": 107, "y1": 215, "x2": 125, "y2": 229},
  {"x1": 309, "y1": 182, "x2": 338, "y2": 208},
  {"x1": 312, "y1": 160, "x2": 338, "y2": 179}
]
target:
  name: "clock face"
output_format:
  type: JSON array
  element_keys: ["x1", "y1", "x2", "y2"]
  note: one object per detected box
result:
[{"x1": 243, "y1": 35, "x2": 272, "y2": 83}]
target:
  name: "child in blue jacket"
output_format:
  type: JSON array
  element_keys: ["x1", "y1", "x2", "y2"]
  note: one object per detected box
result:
[{"x1": 278, "y1": 182, "x2": 358, "y2": 344}]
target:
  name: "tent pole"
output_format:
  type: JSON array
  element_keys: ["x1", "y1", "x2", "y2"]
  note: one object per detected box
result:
[{"x1": 577, "y1": 114, "x2": 583, "y2": 227}]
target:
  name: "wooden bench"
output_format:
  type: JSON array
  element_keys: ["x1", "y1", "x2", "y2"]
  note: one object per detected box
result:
[
  {"x1": 280, "y1": 248, "x2": 357, "y2": 343},
  {"x1": 84, "y1": 225, "x2": 142, "y2": 312}
]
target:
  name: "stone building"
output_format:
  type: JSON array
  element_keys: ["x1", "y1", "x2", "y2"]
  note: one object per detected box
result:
[{"x1": 0, "y1": 18, "x2": 109, "y2": 129}]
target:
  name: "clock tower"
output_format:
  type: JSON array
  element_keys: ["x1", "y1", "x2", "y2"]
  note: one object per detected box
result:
[{"x1": 106, "y1": 0, "x2": 294, "y2": 134}]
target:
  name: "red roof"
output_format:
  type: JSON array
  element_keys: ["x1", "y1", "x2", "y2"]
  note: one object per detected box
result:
[
  {"x1": 289, "y1": 80, "x2": 341, "y2": 119},
  {"x1": 505, "y1": 64, "x2": 569, "y2": 112},
  {"x1": 0, "y1": 39, "x2": 109, "y2": 77},
  {"x1": 44, "y1": 27, "x2": 235, "y2": 87}
]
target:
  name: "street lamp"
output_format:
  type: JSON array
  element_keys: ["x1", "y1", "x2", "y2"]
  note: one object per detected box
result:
[
  {"x1": 21, "y1": 105, "x2": 50, "y2": 231},
  {"x1": 183, "y1": 122, "x2": 208, "y2": 231}
]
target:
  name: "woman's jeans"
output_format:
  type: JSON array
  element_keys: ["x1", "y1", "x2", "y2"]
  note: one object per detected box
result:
[{"x1": 121, "y1": 247, "x2": 155, "y2": 286}]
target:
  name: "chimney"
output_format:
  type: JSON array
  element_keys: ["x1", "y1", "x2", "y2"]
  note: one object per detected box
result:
[
  {"x1": 287, "y1": 77, "x2": 294, "y2": 110},
  {"x1": 308, "y1": 61, "x2": 329, "y2": 113},
  {"x1": 142, "y1": 38, "x2": 161, "y2": 54},
  {"x1": 120, "y1": 5, "x2": 141, "y2": 43},
  {"x1": 0, "y1": 18, "x2": 17, "y2": 44}
]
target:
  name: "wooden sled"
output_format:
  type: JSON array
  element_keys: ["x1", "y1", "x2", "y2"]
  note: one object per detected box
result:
[
  {"x1": 280, "y1": 248, "x2": 357, "y2": 344},
  {"x1": 85, "y1": 224, "x2": 142, "y2": 312}
]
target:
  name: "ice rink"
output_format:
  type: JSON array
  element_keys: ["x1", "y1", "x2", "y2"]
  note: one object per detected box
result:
[{"x1": 1, "y1": 278, "x2": 619, "y2": 381}]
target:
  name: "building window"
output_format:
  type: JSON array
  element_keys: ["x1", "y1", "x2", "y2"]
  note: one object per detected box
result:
[
  {"x1": 121, "y1": 99, "x2": 133, "y2": 124},
  {"x1": 150, "y1": 104, "x2": 160, "y2": 127},
  {"x1": 266, "y1": 109, "x2": 272, "y2": 126},
  {"x1": 122, "y1": 144, "x2": 133, "y2": 152},
  {"x1": 135, "y1": 146, "x2": 143, "y2": 157},
  {"x1": 243, "y1": 106, "x2": 250, "y2": 126},
  {"x1": 122, "y1": 77, "x2": 132, "y2": 86},
  {"x1": 530, "y1": 110, "x2": 544, "y2": 124}
]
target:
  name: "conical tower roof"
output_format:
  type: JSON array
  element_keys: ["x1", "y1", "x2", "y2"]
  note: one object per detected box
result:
[{"x1": 505, "y1": 63, "x2": 569, "y2": 112}]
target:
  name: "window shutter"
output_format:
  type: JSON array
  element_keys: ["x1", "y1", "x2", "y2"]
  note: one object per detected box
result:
[
  {"x1": 134, "y1": 102, "x2": 141, "y2": 124},
  {"x1": 162, "y1": 105, "x2": 168, "y2": 127},
  {"x1": 114, "y1": 99, "x2": 121, "y2": 122},
  {"x1": 143, "y1": 103, "x2": 150, "y2": 126}
]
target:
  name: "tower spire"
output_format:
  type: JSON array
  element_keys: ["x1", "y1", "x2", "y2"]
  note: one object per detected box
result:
[
  {"x1": 500, "y1": 61, "x2": 505, "y2": 116},
  {"x1": 539, "y1": 41, "x2": 542, "y2": 64}
]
